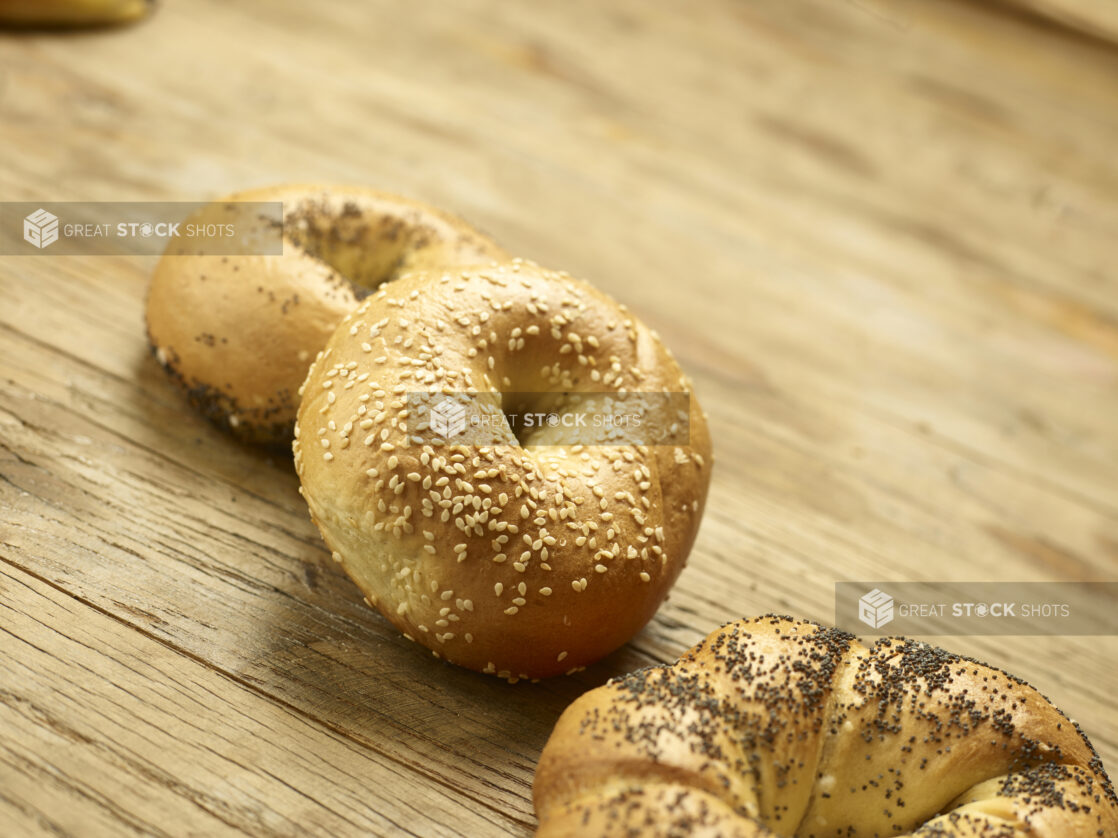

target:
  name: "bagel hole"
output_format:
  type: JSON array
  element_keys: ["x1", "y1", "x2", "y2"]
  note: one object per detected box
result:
[
  {"x1": 285, "y1": 203, "x2": 414, "y2": 296},
  {"x1": 500, "y1": 391, "x2": 598, "y2": 447},
  {"x1": 501, "y1": 391, "x2": 536, "y2": 447},
  {"x1": 502, "y1": 391, "x2": 579, "y2": 447}
]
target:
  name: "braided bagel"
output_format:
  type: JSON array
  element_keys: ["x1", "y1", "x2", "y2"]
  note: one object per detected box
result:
[
  {"x1": 293, "y1": 261, "x2": 712, "y2": 680},
  {"x1": 534, "y1": 615, "x2": 1118, "y2": 837},
  {"x1": 146, "y1": 185, "x2": 506, "y2": 443}
]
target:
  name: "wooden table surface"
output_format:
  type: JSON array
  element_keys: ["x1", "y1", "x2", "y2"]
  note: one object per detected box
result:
[{"x1": 2, "y1": 1, "x2": 1117, "y2": 835}]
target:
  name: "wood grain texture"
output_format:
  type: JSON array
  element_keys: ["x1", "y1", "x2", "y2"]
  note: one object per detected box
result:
[
  {"x1": 2, "y1": 0, "x2": 1117, "y2": 835},
  {"x1": 999, "y1": 0, "x2": 1118, "y2": 43},
  {"x1": 0, "y1": 562, "x2": 515, "y2": 837}
]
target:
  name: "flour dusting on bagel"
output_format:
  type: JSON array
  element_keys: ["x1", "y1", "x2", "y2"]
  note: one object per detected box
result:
[{"x1": 293, "y1": 260, "x2": 712, "y2": 680}]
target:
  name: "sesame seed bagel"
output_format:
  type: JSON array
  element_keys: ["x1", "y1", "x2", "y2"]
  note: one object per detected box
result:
[
  {"x1": 293, "y1": 261, "x2": 712, "y2": 680},
  {"x1": 146, "y1": 184, "x2": 506, "y2": 444},
  {"x1": 534, "y1": 615, "x2": 1118, "y2": 837}
]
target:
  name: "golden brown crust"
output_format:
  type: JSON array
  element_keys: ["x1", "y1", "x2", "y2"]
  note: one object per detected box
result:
[
  {"x1": 293, "y1": 261, "x2": 712, "y2": 680},
  {"x1": 533, "y1": 615, "x2": 1118, "y2": 837},
  {"x1": 538, "y1": 782, "x2": 770, "y2": 838},
  {"x1": 145, "y1": 184, "x2": 506, "y2": 444}
]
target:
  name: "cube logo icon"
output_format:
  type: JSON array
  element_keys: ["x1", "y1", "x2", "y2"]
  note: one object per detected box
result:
[
  {"x1": 430, "y1": 398, "x2": 467, "y2": 439},
  {"x1": 24, "y1": 209, "x2": 59, "y2": 249},
  {"x1": 858, "y1": 588, "x2": 894, "y2": 629}
]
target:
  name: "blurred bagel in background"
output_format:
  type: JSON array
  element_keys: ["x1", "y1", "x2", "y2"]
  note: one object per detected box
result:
[
  {"x1": 146, "y1": 184, "x2": 507, "y2": 444},
  {"x1": 0, "y1": 0, "x2": 152, "y2": 26}
]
